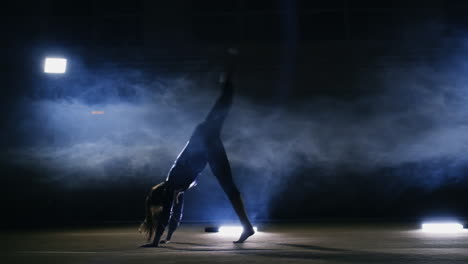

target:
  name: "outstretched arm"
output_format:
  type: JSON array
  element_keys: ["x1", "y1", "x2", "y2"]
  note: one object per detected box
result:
[
  {"x1": 161, "y1": 192, "x2": 184, "y2": 243},
  {"x1": 152, "y1": 190, "x2": 175, "y2": 247}
]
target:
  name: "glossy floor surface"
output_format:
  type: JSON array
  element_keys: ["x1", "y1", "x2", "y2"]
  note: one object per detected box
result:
[{"x1": 2, "y1": 223, "x2": 468, "y2": 263}]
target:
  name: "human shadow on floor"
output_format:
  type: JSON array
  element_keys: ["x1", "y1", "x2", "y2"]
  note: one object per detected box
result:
[
  {"x1": 163, "y1": 243, "x2": 274, "y2": 252},
  {"x1": 235, "y1": 248, "x2": 464, "y2": 263},
  {"x1": 277, "y1": 243, "x2": 347, "y2": 252},
  {"x1": 165, "y1": 242, "x2": 211, "y2": 247},
  {"x1": 160, "y1": 242, "x2": 465, "y2": 263},
  {"x1": 164, "y1": 246, "x2": 274, "y2": 252}
]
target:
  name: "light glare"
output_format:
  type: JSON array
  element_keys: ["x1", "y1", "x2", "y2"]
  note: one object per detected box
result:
[
  {"x1": 218, "y1": 226, "x2": 258, "y2": 235},
  {"x1": 421, "y1": 222, "x2": 464, "y2": 233},
  {"x1": 44, "y1": 58, "x2": 67, "y2": 73}
]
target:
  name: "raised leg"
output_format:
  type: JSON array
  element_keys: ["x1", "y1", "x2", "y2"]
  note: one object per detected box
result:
[{"x1": 203, "y1": 74, "x2": 233, "y2": 136}]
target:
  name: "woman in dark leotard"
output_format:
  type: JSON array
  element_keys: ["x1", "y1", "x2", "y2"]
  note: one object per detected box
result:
[{"x1": 140, "y1": 56, "x2": 255, "y2": 247}]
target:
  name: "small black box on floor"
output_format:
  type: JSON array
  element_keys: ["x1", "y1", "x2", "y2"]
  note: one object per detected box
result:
[{"x1": 204, "y1": 226, "x2": 219, "y2": 232}]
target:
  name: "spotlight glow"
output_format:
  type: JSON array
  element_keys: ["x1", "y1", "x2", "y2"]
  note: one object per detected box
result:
[
  {"x1": 421, "y1": 222, "x2": 464, "y2": 233},
  {"x1": 218, "y1": 226, "x2": 258, "y2": 235},
  {"x1": 44, "y1": 57, "x2": 67, "y2": 73}
]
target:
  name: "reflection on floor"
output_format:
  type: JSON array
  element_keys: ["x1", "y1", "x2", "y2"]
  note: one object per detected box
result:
[{"x1": 2, "y1": 223, "x2": 468, "y2": 264}]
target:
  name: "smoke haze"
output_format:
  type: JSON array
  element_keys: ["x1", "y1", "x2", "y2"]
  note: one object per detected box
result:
[{"x1": 4, "y1": 32, "x2": 468, "y2": 221}]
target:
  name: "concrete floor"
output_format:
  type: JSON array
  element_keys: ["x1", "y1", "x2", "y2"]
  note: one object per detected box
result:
[{"x1": 2, "y1": 223, "x2": 468, "y2": 263}]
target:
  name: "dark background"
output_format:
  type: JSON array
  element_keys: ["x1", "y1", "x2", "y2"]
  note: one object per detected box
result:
[{"x1": 2, "y1": 0, "x2": 468, "y2": 227}]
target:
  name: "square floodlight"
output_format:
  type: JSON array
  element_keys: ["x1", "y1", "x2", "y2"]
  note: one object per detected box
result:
[
  {"x1": 204, "y1": 225, "x2": 259, "y2": 235},
  {"x1": 44, "y1": 57, "x2": 67, "y2": 73},
  {"x1": 421, "y1": 222, "x2": 464, "y2": 233},
  {"x1": 218, "y1": 226, "x2": 258, "y2": 235}
]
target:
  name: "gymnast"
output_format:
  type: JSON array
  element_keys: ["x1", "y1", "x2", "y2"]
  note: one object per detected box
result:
[{"x1": 139, "y1": 51, "x2": 254, "y2": 247}]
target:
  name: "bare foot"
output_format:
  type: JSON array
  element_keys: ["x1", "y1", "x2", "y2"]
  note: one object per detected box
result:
[
  {"x1": 233, "y1": 227, "x2": 255, "y2": 243},
  {"x1": 160, "y1": 240, "x2": 171, "y2": 244}
]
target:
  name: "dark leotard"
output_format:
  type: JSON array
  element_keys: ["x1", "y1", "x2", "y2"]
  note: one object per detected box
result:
[
  {"x1": 154, "y1": 75, "x2": 234, "y2": 241},
  {"x1": 165, "y1": 123, "x2": 209, "y2": 191}
]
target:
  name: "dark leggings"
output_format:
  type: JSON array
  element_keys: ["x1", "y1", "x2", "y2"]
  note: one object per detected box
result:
[{"x1": 157, "y1": 75, "x2": 239, "y2": 242}]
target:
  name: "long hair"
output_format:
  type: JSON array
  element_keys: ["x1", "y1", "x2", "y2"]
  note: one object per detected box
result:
[{"x1": 139, "y1": 182, "x2": 165, "y2": 241}]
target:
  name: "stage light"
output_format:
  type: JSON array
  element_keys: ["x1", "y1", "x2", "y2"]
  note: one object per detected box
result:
[
  {"x1": 44, "y1": 57, "x2": 67, "y2": 73},
  {"x1": 421, "y1": 222, "x2": 464, "y2": 233},
  {"x1": 218, "y1": 226, "x2": 258, "y2": 235}
]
